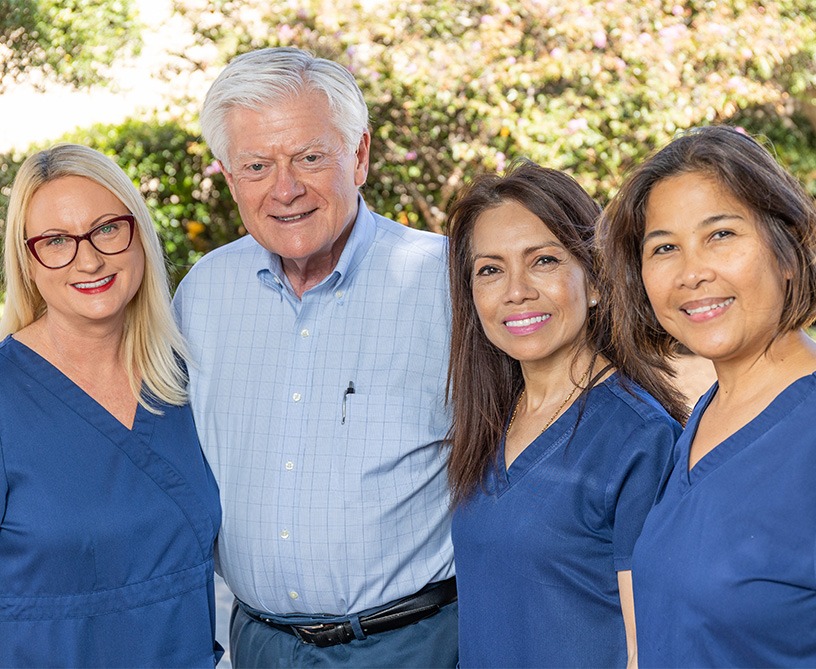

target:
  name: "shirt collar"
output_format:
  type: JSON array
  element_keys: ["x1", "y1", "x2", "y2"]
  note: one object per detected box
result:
[
  {"x1": 330, "y1": 194, "x2": 376, "y2": 284},
  {"x1": 256, "y1": 195, "x2": 376, "y2": 295}
]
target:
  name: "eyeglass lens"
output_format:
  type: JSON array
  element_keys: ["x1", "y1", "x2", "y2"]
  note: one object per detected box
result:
[{"x1": 31, "y1": 217, "x2": 133, "y2": 268}]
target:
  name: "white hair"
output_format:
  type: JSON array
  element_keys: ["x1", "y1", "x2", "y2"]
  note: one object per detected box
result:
[
  {"x1": 1, "y1": 144, "x2": 189, "y2": 411},
  {"x1": 200, "y1": 47, "x2": 369, "y2": 169}
]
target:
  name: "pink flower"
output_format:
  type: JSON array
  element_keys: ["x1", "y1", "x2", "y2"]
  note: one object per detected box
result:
[
  {"x1": 659, "y1": 24, "x2": 687, "y2": 52},
  {"x1": 567, "y1": 118, "x2": 588, "y2": 134},
  {"x1": 203, "y1": 161, "x2": 221, "y2": 176},
  {"x1": 726, "y1": 77, "x2": 749, "y2": 95}
]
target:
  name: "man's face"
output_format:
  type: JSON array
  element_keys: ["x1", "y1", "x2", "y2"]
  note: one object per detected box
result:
[{"x1": 221, "y1": 90, "x2": 370, "y2": 274}]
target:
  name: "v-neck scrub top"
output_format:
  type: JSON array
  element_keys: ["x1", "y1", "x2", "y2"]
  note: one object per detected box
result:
[
  {"x1": 0, "y1": 336, "x2": 222, "y2": 667},
  {"x1": 632, "y1": 373, "x2": 816, "y2": 668},
  {"x1": 452, "y1": 374, "x2": 680, "y2": 668}
]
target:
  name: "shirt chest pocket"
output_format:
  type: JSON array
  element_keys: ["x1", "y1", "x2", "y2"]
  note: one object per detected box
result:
[{"x1": 330, "y1": 392, "x2": 444, "y2": 497}]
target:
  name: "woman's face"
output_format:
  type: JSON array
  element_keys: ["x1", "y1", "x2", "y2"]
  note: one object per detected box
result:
[
  {"x1": 641, "y1": 171, "x2": 787, "y2": 365},
  {"x1": 471, "y1": 200, "x2": 597, "y2": 370},
  {"x1": 26, "y1": 175, "x2": 145, "y2": 331}
]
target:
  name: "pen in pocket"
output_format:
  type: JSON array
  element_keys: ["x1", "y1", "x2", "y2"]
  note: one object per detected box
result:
[{"x1": 341, "y1": 381, "x2": 355, "y2": 424}]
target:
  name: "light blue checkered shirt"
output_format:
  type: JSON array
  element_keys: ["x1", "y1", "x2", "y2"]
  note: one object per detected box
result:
[{"x1": 173, "y1": 198, "x2": 454, "y2": 616}]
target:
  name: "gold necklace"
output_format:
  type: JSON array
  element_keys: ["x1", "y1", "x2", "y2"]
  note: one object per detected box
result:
[{"x1": 507, "y1": 367, "x2": 591, "y2": 436}]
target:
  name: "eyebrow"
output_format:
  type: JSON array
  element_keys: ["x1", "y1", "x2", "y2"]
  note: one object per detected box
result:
[
  {"x1": 233, "y1": 149, "x2": 269, "y2": 160},
  {"x1": 33, "y1": 213, "x2": 128, "y2": 236},
  {"x1": 473, "y1": 241, "x2": 566, "y2": 261},
  {"x1": 234, "y1": 140, "x2": 335, "y2": 162},
  {"x1": 92, "y1": 212, "x2": 127, "y2": 225},
  {"x1": 642, "y1": 213, "x2": 745, "y2": 246}
]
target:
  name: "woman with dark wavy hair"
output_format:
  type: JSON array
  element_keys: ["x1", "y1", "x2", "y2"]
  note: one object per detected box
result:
[
  {"x1": 598, "y1": 125, "x2": 816, "y2": 667},
  {"x1": 446, "y1": 159, "x2": 683, "y2": 668}
]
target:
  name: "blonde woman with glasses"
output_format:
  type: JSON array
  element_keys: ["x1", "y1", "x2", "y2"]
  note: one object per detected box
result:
[{"x1": 0, "y1": 144, "x2": 222, "y2": 667}]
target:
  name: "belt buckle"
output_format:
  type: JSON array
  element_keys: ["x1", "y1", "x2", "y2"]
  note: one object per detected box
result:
[{"x1": 293, "y1": 622, "x2": 350, "y2": 648}]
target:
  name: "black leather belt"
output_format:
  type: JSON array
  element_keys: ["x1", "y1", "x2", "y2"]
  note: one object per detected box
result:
[{"x1": 240, "y1": 577, "x2": 457, "y2": 648}]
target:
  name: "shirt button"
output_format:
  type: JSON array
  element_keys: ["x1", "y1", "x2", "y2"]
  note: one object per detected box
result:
[
  {"x1": 280, "y1": 529, "x2": 290, "y2": 539},
  {"x1": 289, "y1": 591, "x2": 299, "y2": 600},
  {"x1": 285, "y1": 461, "x2": 294, "y2": 471},
  {"x1": 335, "y1": 290, "x2": 344, "y2": 299},
  {"x1": 300, "y1": 328, "x2": 310, "y2": 338},
  {"x1": 292, "y1": 392, "x2": 302, "y2": 402}
]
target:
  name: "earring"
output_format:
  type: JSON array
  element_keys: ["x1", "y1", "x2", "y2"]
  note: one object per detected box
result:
[{"x1": 589, "y1": 299, "x2": 597, "y2": 307}]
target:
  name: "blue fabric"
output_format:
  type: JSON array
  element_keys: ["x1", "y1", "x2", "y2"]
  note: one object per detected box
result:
[
  {"x1": 0, "y1": 336, "x2": 222, "y2": 667},
  {"x1": 633, "y1": 373, "x2": 816, "y2": 668},
  {"x1": 452, "y1": 374, "x2": 680, "y2": 668},
  {"x1": 229, "y1": 599, "x2": 459, "y2": 668},
  {"x1": 173, "y1": 197, "x2": 455, "y2": 618}
]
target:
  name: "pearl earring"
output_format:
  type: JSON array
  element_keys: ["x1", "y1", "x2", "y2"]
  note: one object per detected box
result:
[{"x1": 589, "y1": 299, "x2": 597, "y2": 307}]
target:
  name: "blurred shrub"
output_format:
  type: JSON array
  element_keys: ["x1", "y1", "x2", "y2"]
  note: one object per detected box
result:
[
  {"x1": 2, "y1": 0, "x2": 815, "y2": 294},
  {"x1": 0, "y1": 0, "x2": 141, "y2": 91},
  {"x1": 731, "y1": 106, "x2": 816, "y2": 198},
  {"x1": 169, "y1": 0, "x2": 816, "y2": 230},
  {"x1": 0, "y1": 119, "x2": 243, "y2": 286}
]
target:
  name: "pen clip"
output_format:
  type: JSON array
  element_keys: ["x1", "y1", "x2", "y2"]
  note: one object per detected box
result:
[{"x1": 341, "y1": 381, "x2": 355, "y2": 425}]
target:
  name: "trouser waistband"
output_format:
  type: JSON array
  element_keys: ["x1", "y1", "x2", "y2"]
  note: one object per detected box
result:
[{"x1": 238, "y1": 577, "x2": 457, "y2": 648}]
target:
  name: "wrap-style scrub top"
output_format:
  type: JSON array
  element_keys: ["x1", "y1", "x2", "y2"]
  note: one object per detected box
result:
[{"x1": 0, "y1": 336, "x2": 222, "y2": 667}]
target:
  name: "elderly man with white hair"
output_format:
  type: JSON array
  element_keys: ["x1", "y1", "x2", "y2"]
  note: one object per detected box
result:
[{"x1": 173, "y1": 47, "x2": 457, "y2": 668}]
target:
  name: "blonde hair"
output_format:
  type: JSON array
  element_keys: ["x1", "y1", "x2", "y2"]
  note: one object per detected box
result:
[{"x1": 1, "y1": 144, "x2": 189, "y2": 411}]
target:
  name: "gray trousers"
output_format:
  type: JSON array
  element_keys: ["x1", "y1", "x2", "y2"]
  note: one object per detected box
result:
[{"x1": 229, "y1": 598, "x2": 459, "y2": 668}]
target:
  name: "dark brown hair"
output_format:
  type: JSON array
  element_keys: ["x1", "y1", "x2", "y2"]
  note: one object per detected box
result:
[
  {"x1": 446, "y1": 159, "x2": 687, "y2": 505},
  {"x1": 597, "y1": 125, "x2": 816, "y2": 376}
]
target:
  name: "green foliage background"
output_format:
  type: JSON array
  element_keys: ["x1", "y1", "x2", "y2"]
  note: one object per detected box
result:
[
  {"x1": 1, "y1": 0, "x2": 816, "y2": 286},
  {"x1": 0, "y1": 121, "x2": 239, "y2": 283},
  {"x1": 0, "y1": 0, "x2": 141, "y2": 90}
]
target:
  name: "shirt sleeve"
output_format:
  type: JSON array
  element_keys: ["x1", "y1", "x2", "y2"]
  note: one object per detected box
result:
[
  {"x1": 171, "y1": 277, "x2": 186, "y2": 328},
  {"x1": 608, "y1": 417, "x2": 681, "y2": 571}
]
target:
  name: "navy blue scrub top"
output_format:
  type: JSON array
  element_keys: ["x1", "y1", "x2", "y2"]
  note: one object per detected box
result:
[
  {"x1": 0, "y1": 336, "x2": 222, "y2": 667},
  {"x1": 453, "y1": 374, "x2": 680, "y2": 668},
  {"x1": 633, "y1": 373, "x2": 816, "y2": 668}
]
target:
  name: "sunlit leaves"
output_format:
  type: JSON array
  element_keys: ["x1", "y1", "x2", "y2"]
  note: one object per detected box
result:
[{"x1": 0, "y1": 0, "x2": 141, "y2": 90}]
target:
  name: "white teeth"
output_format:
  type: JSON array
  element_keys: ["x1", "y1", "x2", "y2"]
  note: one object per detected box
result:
[
  {"x1": 276, "y1": 213, "x2": 308, "y2": 222},
  {"x1": 506, "y1": 314, "x2": 550, "y2": 327},
  {"x1": 74, "y1": 276, "x2": 113, "y2": 289},
  {"x1": 684, "y1": 297, "x2": 734, "y2": 315}
]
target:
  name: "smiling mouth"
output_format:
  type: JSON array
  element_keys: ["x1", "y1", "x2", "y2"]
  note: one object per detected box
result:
[
  {"x1": 505, "y1": 314, "x2": 550, "y2": 328},
  {"x1": 273, "y1": 209, "x2": 317, "y2": 222},
  {"x1": 73, "y1": 276, "x2": 114, "y2": 290},
  {"x1": 682, "y1": 297, "x2": 734, "y2": 315}
]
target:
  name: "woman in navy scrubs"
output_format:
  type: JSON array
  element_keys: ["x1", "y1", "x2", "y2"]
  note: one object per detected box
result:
[
  {"x1": 599, "y1": 125, "x2": 816, "y2": 667},
  {"x1": 0, "y1": 144, "x2": 222, "y2": 667},
  {"x1": 446, "y1": 159, "x2": 684, "y2": 668}
]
